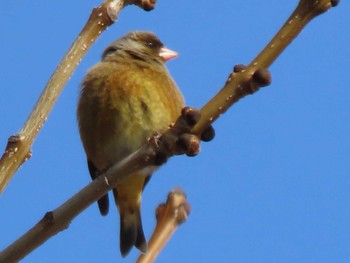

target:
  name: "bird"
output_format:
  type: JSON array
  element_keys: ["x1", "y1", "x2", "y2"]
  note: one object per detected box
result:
[{"x1": 77, "y1": 31, "x2": 184, "y2": 257}]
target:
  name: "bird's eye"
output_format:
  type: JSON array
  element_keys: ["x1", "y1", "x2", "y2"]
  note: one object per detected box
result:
[
  {"x1": 143, "y1": 36, "x2": 163, "y2": 50},
  {"x1": 146, "y1": 41, "x2": 156, "y2": 48}
]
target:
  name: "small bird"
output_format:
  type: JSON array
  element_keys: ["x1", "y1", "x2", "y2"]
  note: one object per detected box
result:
[{"x1": 77, "y1": 31, "x2": 184, "y2": 256}]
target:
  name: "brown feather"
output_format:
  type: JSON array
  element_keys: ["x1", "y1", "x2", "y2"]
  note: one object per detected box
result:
[{"x1": 77, "y1": 31, "x2": 184, "y2": 256}]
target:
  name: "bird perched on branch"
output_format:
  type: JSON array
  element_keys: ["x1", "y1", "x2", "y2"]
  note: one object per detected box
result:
[{"x1": 77, "y1": 31, "x2": 184, "y2": 256}]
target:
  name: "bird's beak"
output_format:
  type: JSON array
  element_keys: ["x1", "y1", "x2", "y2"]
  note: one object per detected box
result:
[{"x1": 159, "y1": 47, "x2": 178, "y2": 62}]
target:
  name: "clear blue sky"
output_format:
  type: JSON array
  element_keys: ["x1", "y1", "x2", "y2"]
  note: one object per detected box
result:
[{"x1": 1, "y1": 1, "x2": 350, "y2": 262}]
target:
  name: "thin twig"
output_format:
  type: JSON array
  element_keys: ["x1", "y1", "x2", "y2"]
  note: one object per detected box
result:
[
  {"x1": 137, "y1": 189, "x2": 190, "y2": 263},
  {"x1": 191, "y1": 0, "x2": 339, "y2": 135},
  {"x1": 0, "y1": 0, "x2": 157, "y2": 193}
]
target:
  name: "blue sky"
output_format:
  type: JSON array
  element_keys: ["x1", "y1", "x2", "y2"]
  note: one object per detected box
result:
[{"x1": 1, "y1": 1, "x2": 350, "y2": 262}]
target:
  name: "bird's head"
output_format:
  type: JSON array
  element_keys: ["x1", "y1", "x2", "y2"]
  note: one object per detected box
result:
[{"x1": 102, "y1": 31, "x2": 178, "y2": 64}]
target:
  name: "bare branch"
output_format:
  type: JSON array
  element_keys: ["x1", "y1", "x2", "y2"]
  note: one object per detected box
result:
[
  {"x1": 0, "y1": 0, "x2": 158, "y2": 193},
  {"x1": 0, "y1": 175, "x2": 110, "y2": 262},
  {"x1": 191, "y1": 0, "x2": 338, "y2": 135},
  {"x1": 136, "y1": 189, "x2": 190, "y2": 263}
]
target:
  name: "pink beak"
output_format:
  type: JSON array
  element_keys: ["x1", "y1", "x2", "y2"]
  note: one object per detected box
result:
[{"x1": 159, "y1": 47, "x2": 178, "y2": 62}]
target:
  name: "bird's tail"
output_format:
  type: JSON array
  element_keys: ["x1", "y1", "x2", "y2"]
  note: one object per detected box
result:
[
  {"x1": 119, "y1": 205, "x2": 147, "y2": 257},
  {"x1": 113, "y1": 184, "x2": 147, "y2": 257}
]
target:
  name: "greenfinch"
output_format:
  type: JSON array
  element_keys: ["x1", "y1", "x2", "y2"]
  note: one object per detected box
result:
[{"x1": 77, "y1": 31, "x2": 184, "y2": 256}]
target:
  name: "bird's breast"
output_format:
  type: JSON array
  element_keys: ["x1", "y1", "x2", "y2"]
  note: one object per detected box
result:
[{"x1": 78, "y1": 61, "x2": 184, "y2": 171}]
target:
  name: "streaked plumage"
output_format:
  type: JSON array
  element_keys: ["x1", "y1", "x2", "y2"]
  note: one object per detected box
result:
[{"x1": 77, "y1": 31, "x2": 184, "y2": 256}]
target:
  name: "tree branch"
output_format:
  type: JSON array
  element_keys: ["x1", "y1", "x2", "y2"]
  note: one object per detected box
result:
[
  {"x1": 0, "y1": 0, "x2": 158, "y2": 193},
  {"x1": 136, "y1": 189, "x2": 190, "y2": 263},
  {"x1": 191, "y1": 0, "x2": 339, "y2": 135}
]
